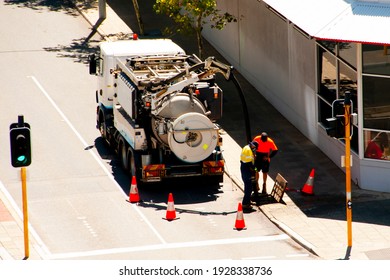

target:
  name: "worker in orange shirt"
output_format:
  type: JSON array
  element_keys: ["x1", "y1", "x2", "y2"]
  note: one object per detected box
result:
[{"x1": 252, "y1": 132, "x2": 278, "y2": 194}]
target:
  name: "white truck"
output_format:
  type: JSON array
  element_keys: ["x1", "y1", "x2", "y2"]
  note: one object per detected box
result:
[{"x1": 89, "y1": 37, "x2": 234, "y2": 185}]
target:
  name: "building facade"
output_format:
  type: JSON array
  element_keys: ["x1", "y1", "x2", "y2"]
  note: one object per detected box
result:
[{"x1": 203, "y1": 0, "x2": 390, "y2": 192}]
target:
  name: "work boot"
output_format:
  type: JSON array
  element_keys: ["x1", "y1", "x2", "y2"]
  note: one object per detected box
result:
[
  {"x1": 250, "y1": 193, "x2": 260, "y2": 202},
  {"x1": 242, "y1": 204, "x2": 252, "y2": 210},
  {"x1": 242, "y1": 204, "x2": 253, "y2": 213}
]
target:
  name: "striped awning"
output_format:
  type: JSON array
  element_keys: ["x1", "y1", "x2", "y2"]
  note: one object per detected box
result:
[{"x1": 262, "y1": 0, "x2": 390, "y2": 44}]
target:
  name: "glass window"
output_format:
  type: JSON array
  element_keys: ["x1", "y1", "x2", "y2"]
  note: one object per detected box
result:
[
  {"x1": 364, "y1": 130, "x2": 390, "y2": 160},
  {"x1": 339, "y1": 43, "x2": 357, "y2": 69},
  {"x1": 351, "y1": 125, "x2": 359, "y2": 154},
  {"x1": 363, "y1": 76, "x2": 390, "y2": 130},
  {"x1": 318, "y1": 98, "x2": 332, "y2": 124},
  {"x1": 339, "y1": 62, "x2": 357, "y2": 113},
  {"x1": 335, "y1": 116, "x2": 359, "y2": 154},
  {"x1": 362, "y1": 44, "x2": 390, "y2": 75},
  {"x1": 317, "y1": 42, "x2": 359, "y2": 154},
  {"x1": 318, "y1": 47, "x2": 337, "y2": 104},
  {"x1": 318, "y1": 40, "x2": 336, "y2": 54}
]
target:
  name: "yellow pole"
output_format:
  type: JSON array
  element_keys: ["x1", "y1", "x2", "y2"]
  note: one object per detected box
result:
[
  {"x1": 21, "y1": 167, "x2": 29, "y2": 259},
  {"x1": 344, "y1": 97, "x2": 352, "y2": 247}
]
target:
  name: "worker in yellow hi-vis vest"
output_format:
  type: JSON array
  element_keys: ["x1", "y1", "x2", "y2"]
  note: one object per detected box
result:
[{"x1": 240, "y1": 141, "x2": 258, "y2": 210}]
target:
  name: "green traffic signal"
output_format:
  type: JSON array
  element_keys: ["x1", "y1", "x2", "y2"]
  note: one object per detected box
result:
[
  {"x1": 10, "y1": 126, "x2": 32, "y2": 167},
  {"x1": 18, "y1": 155, "x2": 27, "y2": 162}
]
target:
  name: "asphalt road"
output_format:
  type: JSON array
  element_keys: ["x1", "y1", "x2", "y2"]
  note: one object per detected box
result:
[{"x1": 0, "y1": 1, "x2": 317, "y2": 260}]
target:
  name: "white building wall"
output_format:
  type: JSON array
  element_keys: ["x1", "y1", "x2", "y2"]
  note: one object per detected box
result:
[
  {"x1": 204, "y1": 1, "x2": 318, "y2": 143},
  {"x1": 360, "y1": 160, "x2": 390, "y2": 192}
]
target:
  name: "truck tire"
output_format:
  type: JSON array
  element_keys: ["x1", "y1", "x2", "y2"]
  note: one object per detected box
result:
[
  {"x1": 119, "y1": 140, "x2": 129, "y2": 171},
  {"x1": 128, "y1": 148, "x2": 144, "y2": 187},
  {"x1": 98, "y1": 109, "x2": 110, "y2": 147},
  {"x1": 128, "y1": 148, "x2": 136, "y2": 178},
  {"x1": 98, "y1": 110, "x2": 105, "y2": 136}
]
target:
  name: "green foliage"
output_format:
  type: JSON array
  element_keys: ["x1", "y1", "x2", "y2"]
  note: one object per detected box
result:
[{"x1": 153, "y1": 0, "x2": 237, "y2": 57}]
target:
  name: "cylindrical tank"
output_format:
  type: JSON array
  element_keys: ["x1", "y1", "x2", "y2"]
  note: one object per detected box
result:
[{"x1": 151, "y1": 93, "x2": 218, "y2": 163}]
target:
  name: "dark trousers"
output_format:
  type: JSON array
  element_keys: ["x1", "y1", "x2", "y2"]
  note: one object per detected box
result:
[{"x1": 240, "y1": 162, "x2": 253, "y2": 205}]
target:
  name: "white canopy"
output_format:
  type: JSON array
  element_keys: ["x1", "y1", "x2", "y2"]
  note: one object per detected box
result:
[{"x1": 262, "y1": 0, "x2": 390, "y2": 44}]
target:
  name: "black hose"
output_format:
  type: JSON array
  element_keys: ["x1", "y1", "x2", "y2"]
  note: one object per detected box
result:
[{"x1": 230, "y1": 73, "x2": 252, "y2": 143}]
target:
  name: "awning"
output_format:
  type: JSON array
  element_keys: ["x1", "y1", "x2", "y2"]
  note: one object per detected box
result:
[{"x1": 262, "y1": 0, "x2": 390, "y2": 45}]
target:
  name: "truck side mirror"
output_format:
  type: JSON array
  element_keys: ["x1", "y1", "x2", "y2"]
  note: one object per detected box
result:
[{"x1": 89, "y1": 54, "x2": 97, "y2": 75}]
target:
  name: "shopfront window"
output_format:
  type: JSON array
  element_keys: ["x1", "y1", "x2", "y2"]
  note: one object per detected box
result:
[
  {"x1": 318, "y1": 46, "x2": 337, "y2": 104},
  {"x1": 362, "y1": 43, "x2": 390, "y2": 160},
  {"x1": 317, "y1": 43, "x2": 359, "y2": 153},
  {"x1": 339, "y1": 42, "x2": 357, "y2": 69},
  {"x1": 318, "y1": 40, "x2": 336, "y2": 55},
  {"x1": 339, "y1": 62, "x2": 357, "y2": 113},
  {"x1": 363, "y1": 76, "x2": 390, "y2": 130},
  {"x1": 363, "y1": 44, "x2": 390, "y2": 75},
  {"x1": 364, "y1": 130, "x2": 390, "y2": 160},
  {"x1": 318, "y1": 98, "x2": 332, "y2": 124}
]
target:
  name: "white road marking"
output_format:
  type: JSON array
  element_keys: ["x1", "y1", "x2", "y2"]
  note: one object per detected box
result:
[
  {"x1": 48, "y1": 234, "x2": 289, "y2": 259},
  {"x1": 286, "y1": 253, "x2": 310, "y2": 258},
  {"x1": 242, "y1": 256, "x2": 276, "y2": 260},
  {"x1": 28, "y1": 76, "x2": 167, "y2": 248}
]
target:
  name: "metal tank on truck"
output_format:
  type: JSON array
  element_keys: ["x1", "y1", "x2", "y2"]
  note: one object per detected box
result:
[{"x1": 89, "y1": 36, "x2": 238, "y2": 185}]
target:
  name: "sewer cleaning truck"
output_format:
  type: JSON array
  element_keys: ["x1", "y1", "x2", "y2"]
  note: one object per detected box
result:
[{"x1": 89, "y1": 36, "x2": 236, "y2": 185}]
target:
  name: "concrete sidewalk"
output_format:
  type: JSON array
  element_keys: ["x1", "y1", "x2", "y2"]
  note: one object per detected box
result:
[{"x1": 0, "y1": 182, "x2": 43, "y2": 260}]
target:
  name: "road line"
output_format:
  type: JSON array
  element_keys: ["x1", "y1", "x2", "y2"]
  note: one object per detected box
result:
[
  {"x1": 28, "y1": 76, "x2": 167, "y2": 245},
  {"x1": 48, "y1": 234, "x2": 289, "y2": 259},
  {"x1": 242, "y1": 256, "x2": 276, "y2": 260},
  {"x1": 286, "y1": 253, "x2": 310, "y2": 258}
]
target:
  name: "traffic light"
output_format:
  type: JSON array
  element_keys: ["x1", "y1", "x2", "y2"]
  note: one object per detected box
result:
[
  {"x1": 10, "y1": 126, "x2": 31, "y2": 167},
  {"x1": 325, "y1": 116, "x2": 345, "y2": 138}
]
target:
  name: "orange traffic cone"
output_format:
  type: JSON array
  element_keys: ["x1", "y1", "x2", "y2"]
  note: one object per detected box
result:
[
  {"x1": 301, "y1": 169, "x2": 315, "y2": 195},
  {"x1": 128, "y1": 176, "x2": 140, "y2": 203},
  {"x1": 165, "y1": 193, "x2": 177, "y2": 221},
  {"x1": 234, "y1": 203, "x2": 246, "y2": 230}
]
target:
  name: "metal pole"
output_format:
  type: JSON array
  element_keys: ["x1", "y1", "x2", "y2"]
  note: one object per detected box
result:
[
  {"x1": 21, "y1": 167, "x2": 29, "y2": 259},
  {"x1": 344, "y1": 93, "x2": 352, "y2": 247}
]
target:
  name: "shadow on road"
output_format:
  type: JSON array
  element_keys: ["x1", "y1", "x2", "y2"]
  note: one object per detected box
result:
[
  {"x1": 94, "y1": 137, "x2": 225, "y2": 205},
  {"x1": 4, "y1": 0, "x2": 83, "y2": 14}
]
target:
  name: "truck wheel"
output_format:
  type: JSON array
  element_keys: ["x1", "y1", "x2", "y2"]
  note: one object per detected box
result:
[
  {"x1": 128, "y1": 149, "x2": 143, "y2": 187},
  {"x1": 98, "y1": 120, "x2": 106, "y2": 139},
  {"x1": 120, "y1": 141, "x2": 129, "y2": 171},
  {"x1": 98, "y1": 112, "x2": 109, "y2": 147},
  {"x1": 128, "y1": 149, "x2": 136, "y2": 178}
]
